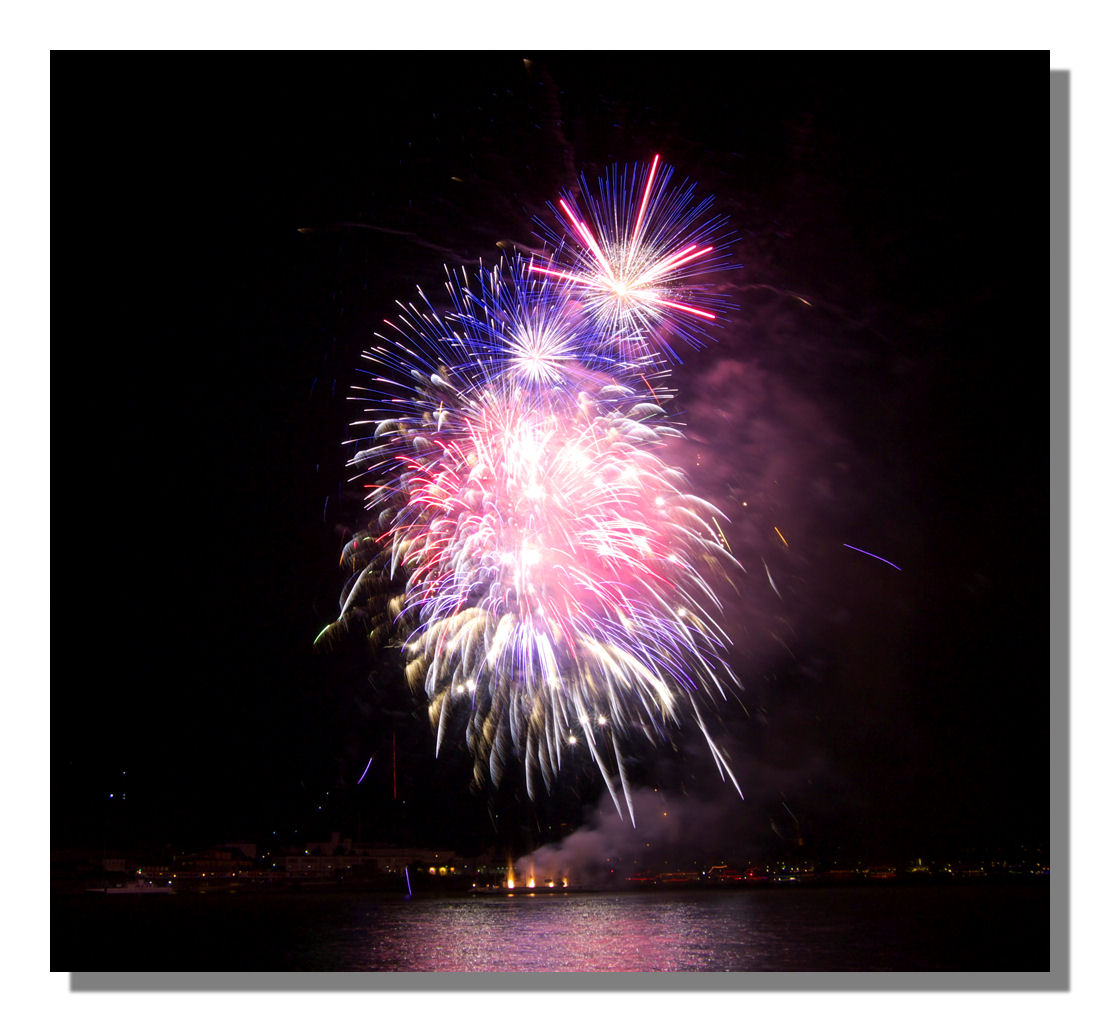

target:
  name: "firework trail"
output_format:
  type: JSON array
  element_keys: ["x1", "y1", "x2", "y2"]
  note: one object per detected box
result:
[{"x1": 319, "y1": 159, "x2": 742, "y2": 821}]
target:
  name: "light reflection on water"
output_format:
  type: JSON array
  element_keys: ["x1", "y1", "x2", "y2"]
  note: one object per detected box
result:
[
  {"x1": 334, "y1": 893, "x2": 766, "y2": 971},
  {"x1": 56, "y1": 884, "x2": 1049, "y2": 972},
  {"x1": 308, "y1": 887, "x2": 1035, "y2": 972}
]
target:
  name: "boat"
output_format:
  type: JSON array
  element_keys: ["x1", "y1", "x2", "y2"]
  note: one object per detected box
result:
[{"x1": 88, "y1": 879, "x2": 177, "y2": 894}]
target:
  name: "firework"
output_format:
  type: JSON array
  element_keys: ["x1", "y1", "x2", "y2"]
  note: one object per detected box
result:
[
  {"x1": 529, "y1": 155, "x2": 733, "y2": 362},
  {"x1": 321, "y1": 161, "x2": 741, "y2": 819}
]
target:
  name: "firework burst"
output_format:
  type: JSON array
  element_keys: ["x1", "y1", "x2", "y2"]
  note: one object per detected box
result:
[
  {"x1": 320, "y1": 160, "x2": 742, "y2": 820},
  {"x1": 530, "y1": 155, "x2": 734, "y2": 362}
]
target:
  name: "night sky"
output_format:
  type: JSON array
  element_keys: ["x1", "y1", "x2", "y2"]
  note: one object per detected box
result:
[{"x1": 54, "y1": 52, "x2": 1050, "y2": 868}]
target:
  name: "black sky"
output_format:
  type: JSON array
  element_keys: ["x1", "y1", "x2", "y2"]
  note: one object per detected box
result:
[{"x1": 54, "y1": 52, "x2": 1050, "y2": 865}]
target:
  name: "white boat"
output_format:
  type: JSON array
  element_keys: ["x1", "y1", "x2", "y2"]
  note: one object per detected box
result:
[{"x1": 88, "y1": 879, "x2": 176, "y2": 894}]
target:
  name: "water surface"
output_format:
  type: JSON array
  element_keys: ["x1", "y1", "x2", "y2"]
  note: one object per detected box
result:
[{"x1": 54, "y1": 882, "x2": 1049, "y2": 973}]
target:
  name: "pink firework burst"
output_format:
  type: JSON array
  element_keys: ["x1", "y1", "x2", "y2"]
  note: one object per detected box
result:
[{"x1": 529, "y1": 155, "x2": 735, "y2": 361}]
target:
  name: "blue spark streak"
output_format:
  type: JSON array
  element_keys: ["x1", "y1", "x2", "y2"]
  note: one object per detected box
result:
[
  {"x1": 357, "y1": 757, "x2": 374, "y2": 784},
  {"x1": 843, "y1": 543, "x2": 901, "y2": 571}
]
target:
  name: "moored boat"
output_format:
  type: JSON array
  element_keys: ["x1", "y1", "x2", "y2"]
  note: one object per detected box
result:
[{"x1": 88, "y1": 879, "x2": 177, "y2": 894}]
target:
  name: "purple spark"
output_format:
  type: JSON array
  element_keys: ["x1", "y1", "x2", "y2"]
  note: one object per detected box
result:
[{"x1": 843, "y1": 543, "x2": 901, "y2": 571}]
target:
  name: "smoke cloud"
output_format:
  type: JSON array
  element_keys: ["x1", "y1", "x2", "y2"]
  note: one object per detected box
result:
[{"x1": 514, "y1": 786, "x2": 760, "y2": 887}]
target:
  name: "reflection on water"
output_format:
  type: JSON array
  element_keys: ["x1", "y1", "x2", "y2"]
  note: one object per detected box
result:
[
  {"x1": 334, "y1": 893, "x2": 758, "y2": 971},
  {"x1": 55, "y1": 885, "x2": 1049, "y2": 972},
  {"x1": 303, "y1": 886, "x2": 1047, "y2": 972}
]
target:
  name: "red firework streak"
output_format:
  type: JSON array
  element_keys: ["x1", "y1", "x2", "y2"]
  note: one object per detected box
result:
[{"x1": 529, "y1": 154, "x2": 718, "y2": 326}]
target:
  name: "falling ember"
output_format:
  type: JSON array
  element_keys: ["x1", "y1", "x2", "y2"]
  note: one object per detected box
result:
[
  {"x1": 843, "y1": 542, "x2": 902, "y2": 571},
  {"x1": 356, "y1": 757, "x2": 373, "y2": 785},
  {"x1": 320, "y1": 158, "x2": 745, "y2": 818}
]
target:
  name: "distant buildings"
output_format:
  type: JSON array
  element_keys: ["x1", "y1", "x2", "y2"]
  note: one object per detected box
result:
[
  {"x1": 52, "y1": 831, "x2": 1050, "y2": 894},
  {"x1": 87, "y1": 832, "x2": 507, "y2": 890}
]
